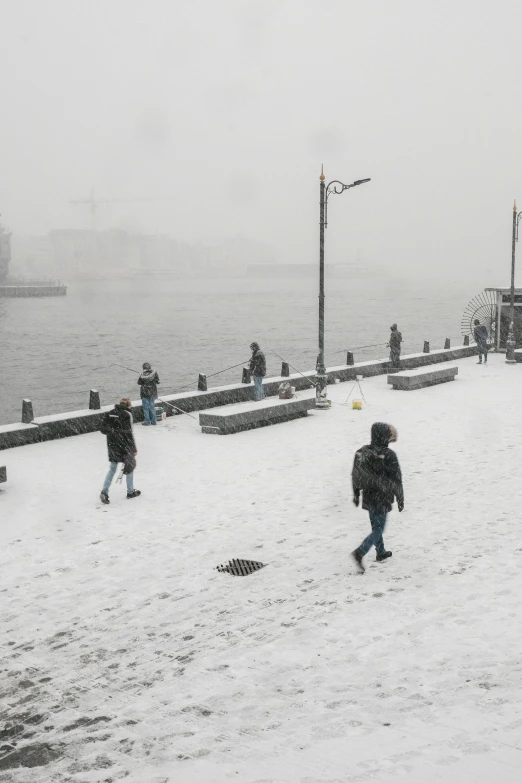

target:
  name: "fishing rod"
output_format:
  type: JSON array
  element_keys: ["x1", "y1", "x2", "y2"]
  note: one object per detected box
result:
[
  {"x1": 114, "y1": 364, "x2": 198, "y2": 420},
  {"x1": 267, "y1": 348, "x2": 317, "y2": 388},
  {"x1": 333, "y1": 342, "x2": 388, "y2": 354},
  {"x1": 167, "y1": 359, "x2": 250, "y2": 395}
]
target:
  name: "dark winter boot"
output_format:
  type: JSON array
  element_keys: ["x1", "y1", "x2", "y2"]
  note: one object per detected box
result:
[
  {"x1": 351, "y1": 550, "x2": 365, "y2": 573},
  {"x1": 376, "y1": 551, "x2": 392, "y2": 562},
  {"x1": 127, "y1": 490, "x2": 141, "y2": 499},
  {"x1": 100, "y1": 491, "x2": 110, "y2": 505}
]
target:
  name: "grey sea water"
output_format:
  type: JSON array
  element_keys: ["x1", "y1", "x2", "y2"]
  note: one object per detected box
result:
[{"x1": 0, "y1": 275, "x2": 477, "y2": 425}]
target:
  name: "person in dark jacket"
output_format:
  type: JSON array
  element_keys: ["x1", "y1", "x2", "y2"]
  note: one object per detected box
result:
[
  {"x1": 138, "y1": 362, "x2": 160, "y2": 425},
  {"x1": 249, "y1": 342, "x2": 266, "y2": 401},
  {"x1": 100, "y1": 398, "x2": 140, "y2": 503},
  {"x1": 388, "y1": 324, "x2": 402, "y2": 371},
  {"x1": 351, "y1": 422, "x2": 404, "y2": 573},
  {"x1": 473, "y1": 319, "x2": 489, "y2": 364}
]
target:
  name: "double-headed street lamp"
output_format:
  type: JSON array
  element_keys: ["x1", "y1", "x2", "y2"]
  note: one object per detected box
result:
[
  {"x1": 506, "y1": 200, "x2": 522, "y2": 363},
  {"x1": 316, "y1": 166, "x2": 371, "y2": 407}
]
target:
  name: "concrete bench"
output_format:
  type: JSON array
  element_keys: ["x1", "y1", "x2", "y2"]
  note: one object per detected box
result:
[
  {"x1": 514, "y1": 349, "x2": 522, "y2": 363},
  {"x1": 387, "y1": 365, "x2": 458, "y2": 390},
  {"x1": 199, "y1": 396, "x2": 315, "y2": 434},
  {"x1": 0, "y1": 466, "x2": 6, "y2": 483}
]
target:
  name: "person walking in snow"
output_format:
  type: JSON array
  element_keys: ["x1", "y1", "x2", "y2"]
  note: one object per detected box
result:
[
  {"x1": 473, "y1": 319, "x2": 489, "y2": 364},
  {"x1": 351, "y1": 422, "x2": 404, "y2": 573},
  {"x1": 388, "y1": 324, "x2": 402, "y2": 371},
  {"x1": 138, "y1": 362, "x2": 160, "y2": 425},
  {"x1": 100, "y1": 398, "x2": 141, "y2": 504},
  {"x1": 249, "y1": 342, "x2": 266, "y2": 401}
]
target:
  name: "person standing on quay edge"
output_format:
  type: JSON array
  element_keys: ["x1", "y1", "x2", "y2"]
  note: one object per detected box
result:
[
  {"x1": 473, "y1": 319, "x2": 489, "y2": 364},
  {"x1": 249, "y1": 342, "x2": 266, "y2": 401},
  {"x1": 351, "y1": 422, "x2": 404, "y2": 573},
  {"x1": 100, "y1": 398, "x2": 141, "y2": 504},
  {"x1": 138, "y1": 362, "x2": 160, "y2": 425},
  {"x1": 388, "y1": 323, "x2": 402, "y2": 371}
]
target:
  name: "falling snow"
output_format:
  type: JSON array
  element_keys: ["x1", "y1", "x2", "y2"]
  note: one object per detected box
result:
[{"x1": 1, "y1": 353, "x2": 521, "y2": 782}]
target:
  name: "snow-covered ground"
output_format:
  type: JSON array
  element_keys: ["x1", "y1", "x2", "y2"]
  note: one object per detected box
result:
[{"x1": 1, "y1": 353, "x2": 522, "y2": 782}]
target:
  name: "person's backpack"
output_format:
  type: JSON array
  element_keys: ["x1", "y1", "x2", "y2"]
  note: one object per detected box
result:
[
  {"x1": 278, "y1": 382, "x2": 295, "y2": 399},
  {"x1": 352, "y1": 446, "x2": 385, "y2": 492},
  {"x1": 100, "y1": 410, "x2": 123, "y2": 436}
]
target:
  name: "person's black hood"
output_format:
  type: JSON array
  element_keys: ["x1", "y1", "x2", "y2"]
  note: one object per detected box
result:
[{"x1": 370, "y1": 422, "x2": 392, "y2": 450}]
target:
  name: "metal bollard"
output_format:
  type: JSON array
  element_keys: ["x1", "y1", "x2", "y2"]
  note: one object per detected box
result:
[
  {"x1": 89, "y1": 389, "x2": 101, "y2": 410},
  {"x1": 281, "y1": 362, "x2": 290, "y2": 377},
  {"x1": 423, "y1": 341, "x2": 430, "y2": 353},
  {"x1": 346, "y1": 351, "x2": 354, "y2": 366},
  {"x1": 198, "y1": 373, "x2": 208, "y2": 391},
  {"x1": 22, "y1": 398, "x2": 34, "y2": 424},
  {"x1": 242, "y1": 367, "x2": 251, "y2": 384},
  {"x1": 464, "y1": 335, "x2": 470, "y2": 346},
  {"x1": 444, "y1": 338, "x2": 450, "y2": 349}
]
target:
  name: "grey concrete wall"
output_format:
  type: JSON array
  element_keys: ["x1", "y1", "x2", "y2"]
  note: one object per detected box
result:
[{"x1": 0, "y1": 343, "x2": 477, "y2": 451}]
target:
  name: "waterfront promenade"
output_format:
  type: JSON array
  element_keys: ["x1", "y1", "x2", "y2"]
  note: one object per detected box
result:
[{"x1": 1, "y1": 353, "x2": 521, "y2": 782}]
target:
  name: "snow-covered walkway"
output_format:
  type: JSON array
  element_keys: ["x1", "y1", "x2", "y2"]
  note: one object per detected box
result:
[{"x1": 1, "y1": 354, "x2": 522, "y2": 782}]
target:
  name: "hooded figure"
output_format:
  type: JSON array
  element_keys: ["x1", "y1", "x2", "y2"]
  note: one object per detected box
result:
[
  {"x1": 351, "y1": 423, "x2": 404, "y2": 572},
  {"x1": 99, "y1": 398, "x2": 140, "y2": 503},
  {"x1": 388, "y1": 324, "x2": 402, "y2": 370},
  {"x1": 138, "y1": 362, "x2": 160, "y2": 425},
  {"x1": 249, "y1": 342, "x2": 266, "y2": 401}
]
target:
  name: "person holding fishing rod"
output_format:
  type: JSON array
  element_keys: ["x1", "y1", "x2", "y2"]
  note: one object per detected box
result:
[{"x1": 138, "y1": 362, "x2": 160, "y2": 425}]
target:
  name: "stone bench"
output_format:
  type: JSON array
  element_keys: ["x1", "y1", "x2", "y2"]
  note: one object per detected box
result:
[
  {"x1": 387, "y1": 365, "x2": 458, "y2": 390},
  {"x1": 199, "y1": 396, "x2": 316, "y2": 434},
  {"x1": 514, "y1": 349, "x2": 522, "y2": 363},
  {"x1": 0, "y1": 466, "x2": 6, "y2": 483}
]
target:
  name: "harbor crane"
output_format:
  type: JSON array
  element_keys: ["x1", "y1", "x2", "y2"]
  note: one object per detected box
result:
[{"x1": 69, "y1": 190, "x2": 175, "y2": 232}]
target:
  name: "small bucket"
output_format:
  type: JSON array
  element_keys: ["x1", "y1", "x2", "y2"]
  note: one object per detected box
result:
[
  {"x1": 352, "y1": 400, "x2": 362, "y2": 410},
  {"x1": 155, "y1": 406, "x2": 166, "y2": 421}
]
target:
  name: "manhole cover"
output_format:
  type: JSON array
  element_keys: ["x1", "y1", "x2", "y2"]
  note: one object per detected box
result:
[{"x1": 216, "y1": 559, "x2": 266, "y2": 576}]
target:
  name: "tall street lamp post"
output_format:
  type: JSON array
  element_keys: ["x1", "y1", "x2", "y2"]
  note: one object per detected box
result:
[
  {"x1": 506, "y1": 200, "x2": 522, "y2": 363},
  {"x1": 316, "y1": 166, "x2": 371, "y2": 407}
]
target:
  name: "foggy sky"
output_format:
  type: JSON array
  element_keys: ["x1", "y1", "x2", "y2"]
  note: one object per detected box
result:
[{"x1": 2, "y1": 0, "x2": 522, "y2": 282}]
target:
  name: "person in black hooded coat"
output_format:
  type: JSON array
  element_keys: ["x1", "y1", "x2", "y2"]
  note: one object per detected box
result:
[
  {"x1": 351, "y1": 422, "x2": 404, "y2": 572},
  {"x1": 99, "y1": 398, "x2": 140, "y2": 503}
]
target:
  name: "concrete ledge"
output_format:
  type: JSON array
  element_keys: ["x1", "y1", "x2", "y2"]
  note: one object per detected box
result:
[
  {"x1": 199, "y1": 397, "x2": 315, "y2": 434},
  {"x1": 0, "y1": 342, "x2": 477, "y2": 450},
  {"x1": 388, "y1": 366, "x2": 458, "y2": 390},
  {"x1": 0, "y1": 422, "x2": 40, "y2": 450}
]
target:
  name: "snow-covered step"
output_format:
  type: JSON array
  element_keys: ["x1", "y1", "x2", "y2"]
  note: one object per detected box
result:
[
  {"x1": 387, "y1": 365, "x2": 458, "y2": 390},
  {"x1": 199, "y1": 395, "x2": 316, "y2": 434}
]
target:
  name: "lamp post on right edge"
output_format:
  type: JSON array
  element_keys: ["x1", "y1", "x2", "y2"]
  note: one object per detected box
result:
[
  {"x1": 316, "y1": 167, "x2": 371, "y2": 407},
  {"x1": 506, "y1": 200, "x2": 522, "y2": 363}
]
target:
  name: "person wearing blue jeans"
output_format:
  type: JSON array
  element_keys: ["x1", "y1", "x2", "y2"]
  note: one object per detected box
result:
[
  {"x1": 142, "y1": 396, "x2": 157, "y2": 425},
  {"x1": 103, "y1": 461, "x2": 134, "y2": 495},
  {"x1": 253, "y1": 374, "x2": 264, "y2": 401},
  {"x1": 351, "y1": 422, "x2": 404, "y2": 573},
  {"x1": 356, "y1": 509, "x2": 388, "y2": 558},
  {"x1": 99, "y1": 398, "x2": 141, "y2": 504},
  {"x1": 138, "y1": 362, "x2": 160, "y2": 425}
]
